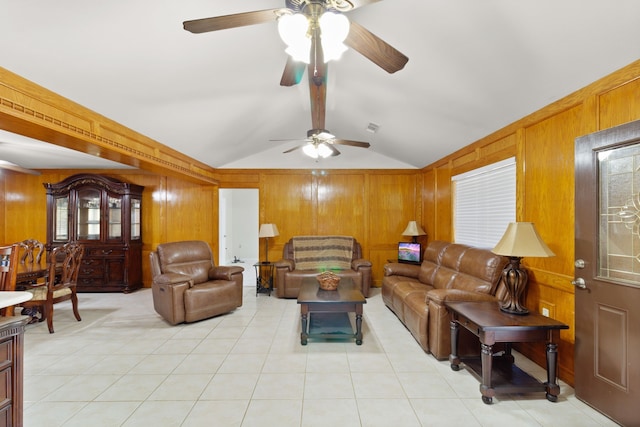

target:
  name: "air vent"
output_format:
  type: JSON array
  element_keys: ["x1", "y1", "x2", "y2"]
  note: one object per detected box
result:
[{"x1": 366, "y1": 122, "x2": 380, "y2": 133}]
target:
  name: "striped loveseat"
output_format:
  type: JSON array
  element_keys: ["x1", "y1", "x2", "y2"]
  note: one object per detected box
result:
[{"x1": 273, "y1": 236, "x2": 372, "y2": 298}]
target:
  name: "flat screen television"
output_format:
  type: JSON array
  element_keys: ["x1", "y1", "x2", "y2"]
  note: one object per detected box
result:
[{"x1": 398, "y1": 242, "x2": 422, "y2": 263}]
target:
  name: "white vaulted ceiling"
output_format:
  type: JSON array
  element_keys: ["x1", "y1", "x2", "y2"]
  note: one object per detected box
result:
[{"x1": 1, "y1": 0, "x2": 639, "y2": 171}]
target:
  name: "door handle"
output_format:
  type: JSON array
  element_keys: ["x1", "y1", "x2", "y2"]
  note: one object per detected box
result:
[{"x1": 571, "y1": 278, "x2": 587, "y2": 289}]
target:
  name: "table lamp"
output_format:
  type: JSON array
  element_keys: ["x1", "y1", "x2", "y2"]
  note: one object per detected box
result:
[
  {"x1": 402, "y1": 221, "x2": 426, "y2": 243},
  {"x1": 491, "y1": 222, "x2": 554, "y2": 315},
  {"x1": 258, "y1": 223, "x2": 279, "y2": 263}
]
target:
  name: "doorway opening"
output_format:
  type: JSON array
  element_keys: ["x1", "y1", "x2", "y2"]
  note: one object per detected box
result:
[{"x1": 219, "y1": 188, "x2": 259, "y2": 287}]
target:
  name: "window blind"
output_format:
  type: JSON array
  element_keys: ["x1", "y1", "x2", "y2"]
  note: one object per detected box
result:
[{"x1": 452, "y1": 157, "x2": 516, "y2": 248}]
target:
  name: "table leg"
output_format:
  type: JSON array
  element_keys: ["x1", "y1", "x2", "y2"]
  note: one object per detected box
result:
[
  {"x1": 300, "y1": 305, "x2": 308, "y2": 345},
  {"x1": 355, "y1": 305, "x2": 363, "y2": 345},
  {"x1": 480, "y1": 343, "x2": 495, "y2": 404},
  {"x1": 545, "y1": 342, "x2": 560, "y2": 402},
  {"x1": 449, "y1": 319, "x2": 461, "y2": 371}
]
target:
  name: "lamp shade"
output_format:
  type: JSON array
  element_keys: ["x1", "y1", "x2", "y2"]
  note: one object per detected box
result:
[
  {"x1": 259, "y1": 223, "x2": 279, "y2": 238},
  {"x1": 402, "y1": 221, "x2": 426, "y2": 237},
  {"x1": 492, "y1": 222, "x2": 554, "y2": 257}
]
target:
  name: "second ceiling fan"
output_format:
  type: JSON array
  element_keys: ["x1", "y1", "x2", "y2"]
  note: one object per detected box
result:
[{"x1": 183, "y1": 0, "x2": 408, "y2": 157}]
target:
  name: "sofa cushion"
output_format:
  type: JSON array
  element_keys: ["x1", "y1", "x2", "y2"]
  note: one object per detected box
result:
[
  {"x1": 456, "y1": 247, "x2": 505, "y2": 294},
  {"x1": 417, "y1": 260, "x2": 438, "y2": 285}
]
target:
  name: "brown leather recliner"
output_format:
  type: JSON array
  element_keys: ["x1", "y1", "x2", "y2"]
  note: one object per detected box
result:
[
  {"x1": 274, "y1": 236, "x2": 372, "y2": 298},
  {"x1": 149, "y1": 240, "x2": 244, "y2": 325}
]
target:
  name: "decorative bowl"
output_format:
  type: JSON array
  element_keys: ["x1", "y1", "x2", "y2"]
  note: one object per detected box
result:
[{"x1": 317, "y1": 271, "x2": 340, "y2": 291}]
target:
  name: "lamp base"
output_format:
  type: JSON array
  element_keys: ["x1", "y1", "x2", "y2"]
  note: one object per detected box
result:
[
  {"x1": 500, "y1": 306, "x2": 529, "y2": 315},
  {"x1": 499, "y1": 257, "x2": 530, "y2": 315}
]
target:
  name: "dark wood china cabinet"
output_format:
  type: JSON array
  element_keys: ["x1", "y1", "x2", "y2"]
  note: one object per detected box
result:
[{"x1": 44, "y1": 174, "x2": 143, "y2": 292}]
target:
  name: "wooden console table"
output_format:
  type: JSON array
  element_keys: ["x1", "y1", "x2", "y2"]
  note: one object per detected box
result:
[{"x1": 446, "y1": 301, "x2": 568, "y2": 404}]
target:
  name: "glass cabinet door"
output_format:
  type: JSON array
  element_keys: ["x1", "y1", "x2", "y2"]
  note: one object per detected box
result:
[
  {"x1": 54, "y1": 195, "x2": 70, "y2": 241},
  {"x1": 108, "y1": 195, "x2": 122, "y2": 239},
  {"x1": 77, "y1": 188, "x2": 101, "y2": 240},
  {"x1": 131, "y1": 197, "x2": 141, "y2": 240}
]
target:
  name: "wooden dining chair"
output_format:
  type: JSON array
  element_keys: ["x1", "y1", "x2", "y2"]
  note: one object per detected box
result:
[
  {"x1": 21, "y1": 242, "x2": 84, "y2": 333},
  {"x1": 18, "y1": 239, "x2": 45, "y2": 265},
  {"x1": 0, "y1": 244, "x2": 20, "y2": 316}
]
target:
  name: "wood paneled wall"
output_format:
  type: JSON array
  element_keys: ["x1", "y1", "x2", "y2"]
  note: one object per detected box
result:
[
  {"x1": 420, "y1": 60, "x2": 640, "y2": 386},
  {"x1": 223, "y1": 169, "x2": 422, "y2": 285},
  {"x1": 0, "y1": 170, "x2": 218, "y2": 289}
]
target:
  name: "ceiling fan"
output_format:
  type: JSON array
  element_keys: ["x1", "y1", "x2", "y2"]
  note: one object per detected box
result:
[
  {"x1": 271, "y1": 128, "x2": 371, "y2": 158},
  {"x1": 183, "y1": 0, "x2": 408, "y2": 157},
  {"x1": 183, "y1": 0, "x2": 409, "y2": 84}
]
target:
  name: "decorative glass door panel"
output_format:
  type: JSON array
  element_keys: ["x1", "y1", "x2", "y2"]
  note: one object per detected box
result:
[
  {"x1": 54, "y1": 196, "x2": 69, "y2": 241},
  {"x1": 108, "y1": 196, "x2": 122, "y2": 239},
  {"x1": 131, "y1": 198, "x2": 141, "y2": 240},
  {"x1": 598, "y1": 143, "x2": 640, "y2": 287},
  {"x1": 77, "y1": 188, "x2": 101, "y2": 240},
  {"x1": 575, "y1": 120, "x2": 640, "y2": 426}
]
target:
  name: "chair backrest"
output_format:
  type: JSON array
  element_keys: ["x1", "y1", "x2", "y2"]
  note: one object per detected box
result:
[
  {"x1": 0, "y1": 244, "x2": 19, "y2": 292},
  {"x1": 18, "y1": 239, "x2": 45, "y2": 265},
  {"x1": 0, "y1": 244, "x2": 20, "y2": 316},
  {"x1": 156, "y1": 240, "x2": 214, "y2": 285},
  {"x1": 50, "y1": 243, "x2": 84, "y2": 290}
]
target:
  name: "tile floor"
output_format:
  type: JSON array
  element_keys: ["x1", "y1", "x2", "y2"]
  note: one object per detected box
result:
[{"x1": 22, "y1": 286, "x2": 620, "y2": 427}]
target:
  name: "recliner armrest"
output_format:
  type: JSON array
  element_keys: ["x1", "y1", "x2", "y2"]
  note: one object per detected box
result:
[
  {"x1": 426, "y1": 288, "x2": 499, "y2": 305},
  {"x1": 210, "y1": 265, "x2": 244, "y2": 281},
  {"x1": 274, "y1": 259, "x2": 294, "y2": 271},
  {"x1": 154, "y1": 272, "x2": 193, "y2": 287},
  {"x1": 352, "y1": 258, "x2": 372, "y2": 270},
  {"x1": 383, "y1": 262, "x2": 420, "y2": 278}
]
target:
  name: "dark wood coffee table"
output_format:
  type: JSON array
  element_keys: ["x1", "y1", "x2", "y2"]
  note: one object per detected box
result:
[
  {"x1": 446, "y1": 300, "x2": 569, "y2": 404},
  {"x1": 297, "y1": 277, "x2": 366, "y2": 345}
]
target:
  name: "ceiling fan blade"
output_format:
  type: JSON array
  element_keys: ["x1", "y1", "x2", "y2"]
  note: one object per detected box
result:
[
  {"x1": 309, "y1": 79, "x2": 327, "y2": 130},
  {"x1": 280, "y1": 56, "x2": 307, "y2": 87},
  {"x1": 327, "y1": 144, "x2": 341, "y2": 156},
  {"x1": 332, "y1": 139, "x2": 371, "y2": 148},
  {"x1": 183, "y1": 9, "x2": 280, "y2": 34},
  {"x1": 283, "y1": 144, "x2": 306, "y2": 154},
  {"x1": 270, "y1": 138, "x2": 307, "y2": 142},
  {"x1": 308, "y1": 30, "x2": 328, "y2": 130},
  {"x1": 346, "y1": 0, "x2": 383, "y2": 10},
  {"x1": 344, "y1": 21, "x2": 409, "y2": 74}
]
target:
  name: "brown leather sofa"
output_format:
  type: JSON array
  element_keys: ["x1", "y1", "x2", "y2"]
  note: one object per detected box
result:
[
  {"x1": 149, "y1": 240, "x2": 244, "y2": 325},
  {"x1": 274, "y1": 237, "x2": 372, "y2": 298},
  {"x1": 382, "y1": 240, "x2": 508, "y2": 359}
]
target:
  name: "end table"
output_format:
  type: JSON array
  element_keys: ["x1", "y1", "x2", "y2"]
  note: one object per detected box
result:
[
  {"x1": 253, "y1": 262, "x2": 274, "y2": 296},
  {"x1": 446, "y1": 300, "x2": 568, "y2": 404}
]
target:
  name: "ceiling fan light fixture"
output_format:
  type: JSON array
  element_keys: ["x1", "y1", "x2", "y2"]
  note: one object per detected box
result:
[
  {"x1": 278, "y1": 13, "x2": 311, "y2": 63},
  {"x1": 317, "y1": 142, "x2": 333, "y2": 158},
  {"x1": 313, "y1": 130, "x2": 335, "y2": 140},
  {"x1": 302, "y1": 142, "x2": 333, "y2": 159},
  {"x1": 302, "y1": 143, "x2": 319, "y2": 158},
  {"x1": 319, "y1": 12, "x2": 350, "y2": 62}
]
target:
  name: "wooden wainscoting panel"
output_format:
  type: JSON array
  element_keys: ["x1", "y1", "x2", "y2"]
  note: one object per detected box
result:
[
  {"x1": 523, "y1": 105, "x2": 582, "y2": 278},
  {"x1": 316, "y1": 173, "x2": 365, "y2": 240},
  {"x1": 367, "y1": 173, "x2": 418, "y2": 247},
  {"x1": 599, "y1": 77, "x2": 640, "y2": 130},
  {"x1": 261, "y1": 173, "x2": 315, "y2": 260}
]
